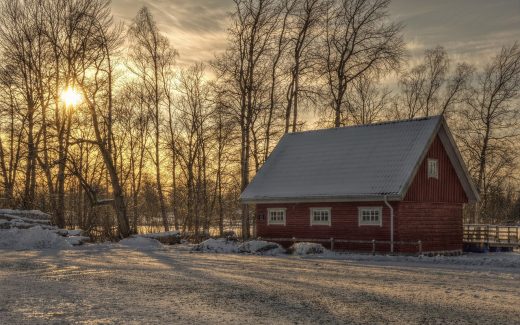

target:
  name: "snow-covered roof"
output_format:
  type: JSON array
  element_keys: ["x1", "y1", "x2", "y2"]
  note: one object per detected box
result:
[{"x1": 240, "y1": 116, "x2": 479, "y2": 203}]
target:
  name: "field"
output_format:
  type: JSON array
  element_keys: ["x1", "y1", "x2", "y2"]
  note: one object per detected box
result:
[{"x1": 1, "y1": 245, "x2": 519, "y2": 324}]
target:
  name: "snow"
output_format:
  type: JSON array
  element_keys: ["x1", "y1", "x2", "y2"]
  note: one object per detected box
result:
[
  {"x1": 66, "y1": 229, "x2": 83, "y2": 236},
  {"x1": 194, "y1": 238, "x2": 239, "y2": 253},
  {"x1": 0, "y1": 246, "x2": 519, "y2": 324},
  {"x1": 0, "y1": 209, "x2": 52, "y2": 221},
  {"x1": 238, "y1": 240, "x2": 285, "y2": 254},
  {"x1": 194, "y1": 239, "x2": 285, "y2": 255},
  {"x1": 0, "y1": 226, "x2": 71, "y2": 250},
  {"x1": 64, "y1": 236, "x2": 90, "y2": 246},
  {"x1": 0, "y1": 210, "x2": 89, "y2": 247},
  {"x1": 326, "y1": 251, "x2": 520, "y2": 270},
  {"x1": 118, "y1": 237, "x2": 164, "y2": 250},
  {"x1": 290, "y1": 242, "x2": 326, "y2": 255}
]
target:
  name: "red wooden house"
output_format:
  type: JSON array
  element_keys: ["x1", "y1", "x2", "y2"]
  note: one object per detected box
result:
[{"x1": 240, "y1": 116, "x2": 479, "y2": 253}]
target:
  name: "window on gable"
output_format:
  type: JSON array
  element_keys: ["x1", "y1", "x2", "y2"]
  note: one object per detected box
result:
[
  {"x1": 310, "y1": 208, "x2": 331, "y2": 226},
  {"x1": 358, "y1": 207, "x2": 382, "y2": 226},
  {"x1": 428, "y1": 158, "x2": 438, "y2": 179},
  {"x1": 267, "y1": 208, "x2": 286, "y2": 225}
]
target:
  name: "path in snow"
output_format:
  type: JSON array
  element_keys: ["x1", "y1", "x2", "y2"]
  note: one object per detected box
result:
[{"x1": 0, "y1": 247, "x2": 519, "y2": 324}]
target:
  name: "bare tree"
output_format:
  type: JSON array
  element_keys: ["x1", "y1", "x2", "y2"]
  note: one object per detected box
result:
[
  {"x1": 456, "y1": 43, "x2": 520, "y2": 223},
  {"x1": 344, "y1": 74, "x2": 390, "y2": 124},
  {"x1": 71, "y1": 0, "x2": 131, "y2": 237},
  {"x1": 0, "y1": 0, "x2": 47, "y2": 209},
  {"x1": 322, "y1": 0, "x2": 404, "y2": 127},
  {"x1": 0, "y1": 64, "x2": 23, "y2": 204},
  {"x1": 214, "y1": 0, "x2": 280, "y2": 238},
  {"x1": 117, "y1": 82, "x2": 151, "y2": 232},
  {"x1": 394, "y1": 46, "x2": 472, "y2": 119},
  {"x1": 127, "y1": 6, "x2": 178, "y2": 232},
  {"x1": 283, "y1": 0, "x2": 326, "y2": 133}
]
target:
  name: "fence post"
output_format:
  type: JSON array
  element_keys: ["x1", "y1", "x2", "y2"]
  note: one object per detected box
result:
[
  {"x1": 292, "y1": 237, "x2": 296, "y2": 247},
  {"x1": 372, "y1": 239, "x2": 376, "y2": 256},
  {"x1": 330, "y1": 237, "x2": 335, "y2": 251},
  {"x1": 418, "y1": 240, "x2": 422, "y2": 256}
]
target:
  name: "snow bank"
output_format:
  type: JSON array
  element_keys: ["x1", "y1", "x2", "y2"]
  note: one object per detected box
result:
[
  {"x1": 119, "y1": 237, "x2": 164, "y2": 250},
  {"x1": 193, "y1": 239, "x2": 285, "y2": 254},
  {"x1": 193, "y1": 238, "x2": 239, "y2": 253},
  {"x1": 290, "y1": 242, "x2": 326, "y2": 255},
  {"x1": 238, "y1": 240, "x2": 285, "y2": 254},
  {"x1": 0, "y1": 226, "x2": 72, "y2": 250},
  {"x1": 0, "y1": 209, "x2": 51, "y2": 221},
  {"x1": 139, "y1": 231, "x2": 181, "y2": 245}
]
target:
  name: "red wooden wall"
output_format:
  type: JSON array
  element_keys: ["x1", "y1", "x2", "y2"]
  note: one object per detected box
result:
[
  {"x1": 256, "y1": 202, "x2": 398, "y2": 251},
  {"x1": 397, "y1": 202, "x2": 463, "y2": 252},
  {"x1": 398, "y1": 134, "x2": 467, "y2": 252},
  {"x1": 404, "y1": 135, "x2": 467, "y2": 203}
]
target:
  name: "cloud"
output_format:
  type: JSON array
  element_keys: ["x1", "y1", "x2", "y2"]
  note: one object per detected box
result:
[
  {"x1": 389, "y1": 0, "x2": 520, "y2": 64},
  {"x1": 111, "y1": 0, "x2": 520, "y2": 68},
  {"x1": 111, "y1": 0, "x2": 233, "y2": 66}
]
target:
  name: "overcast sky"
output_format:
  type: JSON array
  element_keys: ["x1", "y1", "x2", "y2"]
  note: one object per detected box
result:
[{"x1": 111, "y1": 0, "x2": 520, "y2": 67}]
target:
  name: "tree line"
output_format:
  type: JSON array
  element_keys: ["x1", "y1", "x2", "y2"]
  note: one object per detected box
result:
[{"x1": 0, "y1": 0, "x2": 519, "y2": 239}]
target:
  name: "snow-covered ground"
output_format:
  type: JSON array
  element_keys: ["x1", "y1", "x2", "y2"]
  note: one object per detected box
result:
[{"x1": 1, "y1": 242, "x2": 519, "y2": 324}]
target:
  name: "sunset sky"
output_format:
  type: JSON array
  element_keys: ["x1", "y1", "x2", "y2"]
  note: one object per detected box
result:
[{"x1": 111, "y1": 0, "x2": 520, "y2": 67}]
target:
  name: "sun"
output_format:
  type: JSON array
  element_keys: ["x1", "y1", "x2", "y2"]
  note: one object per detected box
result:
[{"x1": 61, "y1": 86, "x2": 82, "y2": 107}]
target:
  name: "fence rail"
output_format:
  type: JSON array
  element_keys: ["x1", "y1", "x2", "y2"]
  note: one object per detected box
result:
[
  {"x1": 258, "y1": 237, "x2": 423, "y2": 255},
  {"x1": 463, "y1": 224, "x2": 520, "y2": 247}
]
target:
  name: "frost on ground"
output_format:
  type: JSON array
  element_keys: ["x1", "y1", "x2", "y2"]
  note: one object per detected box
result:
[{"x1": 0, "y1": 247, "x2": 519, "y2": 324}]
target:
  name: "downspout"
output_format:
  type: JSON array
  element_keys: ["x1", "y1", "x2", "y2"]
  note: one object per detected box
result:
[{"x1": 383, "y1": 195, "x2": 394, "y2": 254}]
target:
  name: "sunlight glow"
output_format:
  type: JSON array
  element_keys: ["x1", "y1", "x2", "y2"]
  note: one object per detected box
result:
[{"x1": 61, "y1": 86, "x2": 82, "y2": 107}]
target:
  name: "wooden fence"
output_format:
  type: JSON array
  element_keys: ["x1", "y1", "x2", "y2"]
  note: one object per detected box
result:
[
  {"x1": 258, "y1": 237, "x2": 423, "y2": 255},
  {"x1": 463, "y1": 224, "x2": 520, "y2": 247}
]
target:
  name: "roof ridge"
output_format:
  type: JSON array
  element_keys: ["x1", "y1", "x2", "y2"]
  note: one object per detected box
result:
[{"x1": 287, "y1": 115, "x2": 442, "y2": 136}]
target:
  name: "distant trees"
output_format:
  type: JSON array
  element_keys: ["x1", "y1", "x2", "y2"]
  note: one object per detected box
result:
[
  {"x1": 455, "y1": 43, "x2": 520, "y2": 223},
  {"x1": 0, "y1": 0, "x2": 518, "y2": 238}
]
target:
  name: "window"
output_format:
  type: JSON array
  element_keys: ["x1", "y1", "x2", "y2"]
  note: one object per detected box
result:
[
  {"x1": 358, "y1": 207, "x2": 382, "y2": 226},
  {"x1": 267, "y1": 208, "x2": 286, "y2": 225},
  {"x1": 428, "y1": 158, "x2": 438, "y2": 179},
  {"x1": 310, "y1": 208, "x2": 331, "y2": 226}
]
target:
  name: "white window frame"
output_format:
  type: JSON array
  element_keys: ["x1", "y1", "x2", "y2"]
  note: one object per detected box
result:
[
  {"x1": 358, "y1": 207, "x2": 383, "y2": 227},
  {"x1": 310, "y1": 207, "x2": 331, "y2": 226},
  {"x1": 427, "y1": 158, "x2": 439, "y2": 179},
  {"x1": 267, "y1": 208, "x2": 286, "y2": 226}
]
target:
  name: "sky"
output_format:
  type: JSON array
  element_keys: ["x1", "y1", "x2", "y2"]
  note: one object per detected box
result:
[{"x1": 111, "y1": 0, "x2": 520, "y2": 68}]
